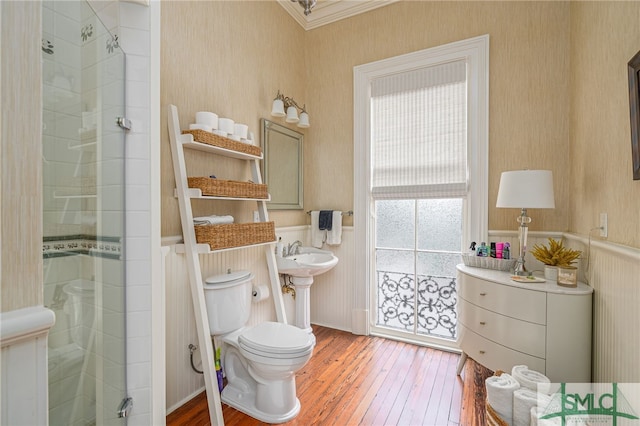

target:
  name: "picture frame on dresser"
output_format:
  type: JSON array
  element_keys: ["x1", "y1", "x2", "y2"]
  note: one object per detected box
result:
[{"x1": 628, "y1": 48, "x2": 640, "y2": 180}]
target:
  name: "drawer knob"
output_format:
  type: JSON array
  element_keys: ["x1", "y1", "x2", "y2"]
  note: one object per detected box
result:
[
  {"x1": 479, "y1": 321, "x2": 486, "y2": 325},
  {"x1": 479, "y1": 350, "x2": 486, "y2": 354},
  {"x1": 479, "y1": 292, "x2": 487, "y2": 296}
]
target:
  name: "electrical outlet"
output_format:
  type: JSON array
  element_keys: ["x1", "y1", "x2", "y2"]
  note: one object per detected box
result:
[{"x1": 599, "y1": 213, "x2": 608, "y2": 238}]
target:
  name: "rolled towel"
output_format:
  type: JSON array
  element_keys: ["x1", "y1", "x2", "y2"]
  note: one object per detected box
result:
[
  {"x1": 511, "y1": 365, "x2": 551, "y2": 394},
  {"x1": 193, "y1": 215, "x2": 234, "y2": 225},
  {"x1": 486, "y1": 373, "x2": 520, "y2": 425},
  {"x1": 531, "y1": 405, "x2": 562, "y2": 425},
  {"x1": 514, "y1": 389, "x2": 551, "y2": 426}
]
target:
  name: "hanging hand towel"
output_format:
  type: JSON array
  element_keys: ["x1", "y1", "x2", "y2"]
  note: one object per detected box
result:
[
  {"x1": 326, "y1": 210, "x2": 342, "y2": 246},
  {"x1": 486, "y1": 373, "x2": 520, "y2": 425},
  {"x1": 511, "y1": 365, "x2": 551, "y2": 394},
  {"x1": 310, "y1": 211, "x2": 325, "y2": 248},
  {"x1": 318, "y1": 210, "x2": 333, "y2": 230}
]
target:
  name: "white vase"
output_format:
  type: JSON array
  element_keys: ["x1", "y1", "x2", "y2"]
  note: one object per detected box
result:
[{"x1": 544, "y1": 265, "x2": 558, "y2": 281}]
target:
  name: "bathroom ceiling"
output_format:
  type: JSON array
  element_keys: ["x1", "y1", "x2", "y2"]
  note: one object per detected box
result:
[{"x1": 277, "y1": 0, "x2": 399, "y2": 31}]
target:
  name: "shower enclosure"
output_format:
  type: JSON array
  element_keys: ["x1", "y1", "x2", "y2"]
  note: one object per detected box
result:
[{"x1": 42, "y1": 1, "x2": 128, "y2": 424}]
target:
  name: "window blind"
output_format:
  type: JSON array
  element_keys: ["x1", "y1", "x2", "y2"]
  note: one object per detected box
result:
[{"x1": 371, "y1": 60, "x2": 468, "y2": 199}]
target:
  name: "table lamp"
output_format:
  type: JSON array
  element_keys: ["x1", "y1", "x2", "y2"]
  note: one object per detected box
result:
[{"x1": 496, "y1": 170, "x2": 555, "y2": 276}]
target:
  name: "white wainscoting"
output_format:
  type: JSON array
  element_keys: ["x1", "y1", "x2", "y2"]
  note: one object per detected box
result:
[
  {"x1": 491, "y1": 230, "x2": 640, "y2": 382},
  {"x1": 164, "y1": 228, "x2": 639, "y2": 412},
  {"x1": 0, "y1": 306, "x2": 55, "y2": 426}
]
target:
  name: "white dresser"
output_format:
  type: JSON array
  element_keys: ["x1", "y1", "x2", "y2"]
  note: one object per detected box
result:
[{"x1": 456, "y1": 264, "x2": 593, "y2": 383}]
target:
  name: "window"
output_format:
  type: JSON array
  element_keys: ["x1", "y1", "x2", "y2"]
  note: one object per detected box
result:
[{"x1": 353, "y1": 35, "x2": 489, "y2": 347}]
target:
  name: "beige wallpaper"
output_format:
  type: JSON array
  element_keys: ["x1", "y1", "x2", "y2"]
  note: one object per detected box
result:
[
  {"x1": 569, "y1": 1, "x2": 640, "y2": 248},
  {"x1": 161, "y1": 1, "x2": 639, "y2": 250},
  {"x1": 160, "y1": 1, "x2": 308, "y2": 236},
  {"x1": 305, "y1": 1, "x2": 571, "y2": 234},
  {"x1": 1, "y1": 2, "x2": 43, "y2": 311}
]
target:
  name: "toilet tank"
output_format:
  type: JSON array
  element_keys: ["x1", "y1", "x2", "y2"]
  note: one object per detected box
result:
[{"x1": 203, "y1": 270, "x2": 253, "y2": 335}]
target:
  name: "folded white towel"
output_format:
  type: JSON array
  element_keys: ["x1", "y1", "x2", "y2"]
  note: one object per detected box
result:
[
  {"x1": 193, "y1": 215, "x2": 234, "y2": 225},
  {"x1": 310, "y1": 211, "x2": 324, "y2": 248},
  {"x1": 486, "y1": 373, "x2": 520, "y2": 425},
  {"x1": 511, "y1": 365, "x2": 551, "y2": 394},
  {"x1": 326, "y1": 210, "x2": 343, "y2": 246},
  {"x1": 514, "y1": 388, "x2": 551, "y2": 426}
]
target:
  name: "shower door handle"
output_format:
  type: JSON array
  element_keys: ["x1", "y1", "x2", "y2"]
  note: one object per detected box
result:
[
  {"x1": 117, "y1": 397, "x2": 133, "y2": 418},
  {"x1": 117, "y1": 116, "x2": 132, "y2": 130}
]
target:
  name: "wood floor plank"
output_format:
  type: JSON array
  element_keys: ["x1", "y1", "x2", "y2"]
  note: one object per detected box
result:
[{"x1": 167, "y1": 326, "x2": 492, "y2": 426}]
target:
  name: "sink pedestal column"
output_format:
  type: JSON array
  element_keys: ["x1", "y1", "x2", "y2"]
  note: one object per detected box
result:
[{"x1": 290, "y1": 276, "x2": 313, "y2": 335}]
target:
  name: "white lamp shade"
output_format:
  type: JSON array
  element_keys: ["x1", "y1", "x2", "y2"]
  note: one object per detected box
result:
[
  {"x1": 496, "y1": 170, "x2": 555, "y2": 209},
  {"x1": 297, "y1": 111, "x2": 310, "y2": 128},
  {"x1": 285, "y1": 105, "x2": 299, "y2": 123},
  {"x1": 271, "y1": 99, "x2": 285, "y2": 117}
]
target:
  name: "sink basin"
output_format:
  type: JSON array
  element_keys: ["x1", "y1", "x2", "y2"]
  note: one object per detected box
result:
[{"x1": 276, "y1": 247, "x2": 339, "y2": 277}]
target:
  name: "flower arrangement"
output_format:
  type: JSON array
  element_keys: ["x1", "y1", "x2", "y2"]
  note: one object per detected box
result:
[{"x1": 530, "y1": 238, "x2": 582, "y2": 267}]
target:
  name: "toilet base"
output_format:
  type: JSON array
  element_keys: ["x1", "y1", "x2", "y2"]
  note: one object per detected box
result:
[{"x1": 221, "y1": 385, "x2": 300, "y2": 424}]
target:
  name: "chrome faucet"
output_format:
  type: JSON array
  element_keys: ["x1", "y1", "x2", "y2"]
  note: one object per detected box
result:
[{"x1": 286, "y1": 240, "x2": 302, "y2": 256}]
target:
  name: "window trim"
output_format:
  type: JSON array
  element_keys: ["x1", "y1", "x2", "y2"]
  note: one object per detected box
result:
[{"x1": 353, "y1": 35, "x2": 489, "y2": 337}]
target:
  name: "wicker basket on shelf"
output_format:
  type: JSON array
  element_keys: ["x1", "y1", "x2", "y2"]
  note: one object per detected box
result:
[
  {"x1": 461, "y1": 253, "x2": 517, "y2": 272},
  {"x1": 182, "y1": 129, "x2": 262, "y2": 157},
  {"x1": 194, "y1": 222, "x2": 276, "y2": 250},
  {"x1": 187, "y1": 177, "x2": 268, "y2": 199}
]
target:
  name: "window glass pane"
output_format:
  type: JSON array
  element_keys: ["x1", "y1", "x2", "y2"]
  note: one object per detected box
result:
[
  {"x1": 416, "y1": 251, "x2": 461, "y2": 278},
  {"x1": 417, "y1": 198, "x2": 463, "y2": 251},
  {"x1": 376, "y1": 249, "x2": 415, "y2": 332},
  {"x1": 375, "y1": 200, "x2": 415, "y2": 249},
  {"x1": 416, "y1": 274, "x2": 457, "y2": 339}
]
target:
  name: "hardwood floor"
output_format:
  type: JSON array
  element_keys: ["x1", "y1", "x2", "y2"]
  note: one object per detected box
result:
[{"x1": 166, "y1": 326, "x2": 493, "y2": 426}]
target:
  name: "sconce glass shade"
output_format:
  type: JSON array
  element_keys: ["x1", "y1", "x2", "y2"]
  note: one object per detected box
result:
[
  {"x1": 297, "y1": 111, "x2": 310, "y2": 128},
  {"x1": 496, "y1": 170, "x2": 555, "y2": 209},
  {"x1": 285, "y1": 105, "x2": 299, "y2": 123},
  {"x1": 271, "y1": 98, "x2": 285, "y2": 117}
]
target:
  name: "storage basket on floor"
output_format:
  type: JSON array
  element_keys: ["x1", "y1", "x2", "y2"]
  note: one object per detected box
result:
[
  {"x1": 195, "y1": 222, "x2": 276, "y2": 250},
  {"x1": 182, "y1": 129, "x2": 262, "y2": 157},
  {"x1": 187, "y1": 177, "x2": 268, "y2": 199}
]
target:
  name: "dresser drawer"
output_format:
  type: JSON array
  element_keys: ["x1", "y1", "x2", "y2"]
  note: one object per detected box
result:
[
  {"x1": 458, "y1": 298, "x2": 546, "y2": 358},
  {"x1": 458, "y1": 273, "x2": 546, "y2": 324},
  {"x1": 458, "y1": 324, "x2": 546, "y2": 374}
]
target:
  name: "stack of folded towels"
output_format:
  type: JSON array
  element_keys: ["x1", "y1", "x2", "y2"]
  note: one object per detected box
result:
[
  {"x1": 193, "y1": 215, "x2": 234, "y2": 225},
  {"x1": 485, "y1": 365, "x2": 553, "y2": 426}
]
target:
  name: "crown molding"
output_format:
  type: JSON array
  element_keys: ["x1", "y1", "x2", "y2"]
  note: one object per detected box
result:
[{"x1": 278, "y1": 0, "x2": 398, "y2": 31}]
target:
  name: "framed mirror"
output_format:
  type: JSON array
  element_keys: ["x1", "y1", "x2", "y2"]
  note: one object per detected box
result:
[{"x1": 261, "y1": 119, "x2": 303, "y2": 209}]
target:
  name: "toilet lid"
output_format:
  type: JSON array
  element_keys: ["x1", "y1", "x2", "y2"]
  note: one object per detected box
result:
[
  {"x1": 239, "y1": 322, "x2": 313, "y2": 356},
  {"x1": 205, "y1": 270, "x2": 252, "y2": 289}
]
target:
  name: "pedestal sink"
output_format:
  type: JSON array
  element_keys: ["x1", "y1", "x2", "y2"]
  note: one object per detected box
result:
[{"x1": 276, "y1": 247, "x2": 338, "y2": 335}]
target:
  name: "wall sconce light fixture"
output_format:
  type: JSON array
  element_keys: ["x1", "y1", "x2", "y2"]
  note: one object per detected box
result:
[{"x1": 271, "y1": 90, "x2": 310, "y2": 128}]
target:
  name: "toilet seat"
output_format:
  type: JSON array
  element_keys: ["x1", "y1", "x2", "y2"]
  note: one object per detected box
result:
[{"x1": 238, "y1": 322, "x2": 314, "y2": 359}]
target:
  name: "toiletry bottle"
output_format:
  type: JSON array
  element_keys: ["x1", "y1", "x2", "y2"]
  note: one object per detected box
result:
[
  {"x1": 478, "y1": 242, "x2": 487, "y2": 257},
  {"x1": 275, "y1": 237, "x2": 283, "y2": 257},
  {"x1": 503, "y1": 243, "x2": 510, "y2": 260},
  {"x1": 469, "y1": 241, "x2": 477, "y2": 254},
  {"x1": 496, "y1": 242, "x2": 504, "y2": 259},
  {"x1": 490, "y1": 242, "x2": 496, "y2": 258},
  {"x1": 215, "y1": 347, "x2": 224, "y2": 392}
]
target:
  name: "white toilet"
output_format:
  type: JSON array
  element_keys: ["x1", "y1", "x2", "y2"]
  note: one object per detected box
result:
[
  {"x1": 204, "y1": 270, "x2": 314, "y2": 424},
  {"x1": 63, "y1": 279, "x2": 96, "y2": 350}
]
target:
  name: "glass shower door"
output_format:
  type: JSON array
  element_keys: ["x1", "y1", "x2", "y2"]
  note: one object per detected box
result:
[{"x1": 42, "y1": 1, "x2": 127, "y2": 424}]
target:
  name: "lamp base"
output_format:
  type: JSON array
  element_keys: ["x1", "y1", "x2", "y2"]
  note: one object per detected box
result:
[{"x1": 512, "y1": 258, "x2": 532, "y2": 276}]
